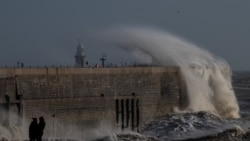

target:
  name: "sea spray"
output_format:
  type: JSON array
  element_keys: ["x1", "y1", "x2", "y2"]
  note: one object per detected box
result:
[
  {"x1": 96, "y1": 26, "x2": 240, "y2": 118},
  {"x1": 0, "y1": 110, "x2": 26, "y2": 141},
  {"x1": 0, "y1": 123, "x2": 23, "y2": 141}
]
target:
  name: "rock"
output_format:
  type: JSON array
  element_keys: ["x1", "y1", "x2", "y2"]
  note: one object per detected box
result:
[
  {"x1": 242, "y1": 130, "x2": 250, "y2": 141},
  {"x1": 179, "y1": 126, "x2": 245, "y2": 141}
]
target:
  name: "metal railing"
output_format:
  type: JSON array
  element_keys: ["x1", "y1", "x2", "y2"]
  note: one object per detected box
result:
[{"x1": 0, "y1": 64, "x2": 161, "y2": 69}]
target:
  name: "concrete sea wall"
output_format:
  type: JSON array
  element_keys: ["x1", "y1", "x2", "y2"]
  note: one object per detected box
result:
[{"x1": 0, "y1": 67, "x2": 181, "y2": 138}]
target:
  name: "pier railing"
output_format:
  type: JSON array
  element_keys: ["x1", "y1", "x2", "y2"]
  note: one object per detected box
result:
[{"x1": 0, "y1": 64, "x2": 160, "y2": 69}]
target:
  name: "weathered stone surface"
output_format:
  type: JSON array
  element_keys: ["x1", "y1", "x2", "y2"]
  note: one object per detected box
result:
[{"x1": 0, "y1": 67, "x2": 181, "y2": 133}]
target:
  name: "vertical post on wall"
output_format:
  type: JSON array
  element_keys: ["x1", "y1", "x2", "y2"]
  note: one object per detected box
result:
[
  {"x1": 52, "y1": 114, "x2": 55, "y2": 139},
  {"x1": 3, "y1": 95, "x2": 10, "y2": 127},
  {"x1": 131, "y1": 99, "x2": 134, "y2": 131},
  {"x1": 17, "y1": 95, "x2": 23, "y2": 126},
  {"x1": 15, "y1": 76, "x2": 23, "y2": 126},
  {"x1": 136, "y1": 99, "x2": 140, "y2": 132},
  {"x1": 126, "y1": 99, "x2": 130, "y2": 128},
  {"x1": 121, "y1": 99, "x2": 124, "y2": 130},
  {"x1": 115, "y1": 99, "x2": 119, "y2": 124}
]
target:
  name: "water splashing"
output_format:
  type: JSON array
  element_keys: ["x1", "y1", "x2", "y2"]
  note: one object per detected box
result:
[{"x1": 96, "y1": 26, "x2": 240, "y2": 118}]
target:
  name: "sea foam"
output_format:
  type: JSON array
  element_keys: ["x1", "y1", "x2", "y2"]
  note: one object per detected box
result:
[{"x1": 97, "y1": 26, "x2": 240, "y2": 118}]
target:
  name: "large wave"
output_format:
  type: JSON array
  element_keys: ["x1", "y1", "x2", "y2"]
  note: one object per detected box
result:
[{"x1": 97, "y1": 26, "x2": 240, "y2": 118}]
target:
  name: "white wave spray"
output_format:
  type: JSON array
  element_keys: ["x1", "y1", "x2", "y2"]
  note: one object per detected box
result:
[{"x1": 97, "y1": 26, "x2": 240, "y2": 118}]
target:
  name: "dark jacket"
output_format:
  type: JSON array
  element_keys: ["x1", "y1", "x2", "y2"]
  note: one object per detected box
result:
[
  {"x1": 38, "y1": 117, "x2": 46, "y2": 136},
  {"x1": 29, "y1": 118, "x2": 38, "y2": 139}
]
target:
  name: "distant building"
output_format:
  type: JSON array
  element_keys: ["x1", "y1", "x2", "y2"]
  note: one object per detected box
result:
[{"x1": 75, "y1": 42, "x2": 86, "y2": 67}]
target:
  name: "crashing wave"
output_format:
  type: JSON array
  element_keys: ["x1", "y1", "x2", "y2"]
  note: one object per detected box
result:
[{"x1": 97, "y1": 26, "x2": 240, "y2": 118}]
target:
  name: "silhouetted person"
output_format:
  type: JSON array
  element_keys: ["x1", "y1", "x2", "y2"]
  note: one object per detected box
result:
[
  {"x1": 29, "y1": 118, "x2": 38, "y2": 141},
  {"x1": 37, "y1": 116, "x2": 45, "y2": 141}
]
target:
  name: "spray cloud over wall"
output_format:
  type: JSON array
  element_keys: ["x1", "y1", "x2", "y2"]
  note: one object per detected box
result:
[{"x1": 97, "y1": 26, "x2": 240, "y2": 118}]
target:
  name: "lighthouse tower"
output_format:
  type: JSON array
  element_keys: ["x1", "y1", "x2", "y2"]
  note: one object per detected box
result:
[{"x1": 75, "y1": 41, "x2": 86, "y2": 67}]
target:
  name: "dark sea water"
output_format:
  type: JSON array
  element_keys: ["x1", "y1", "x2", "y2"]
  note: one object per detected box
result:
[{"x1": 112, "y1": 72, "x2": 250, "y2": 141}]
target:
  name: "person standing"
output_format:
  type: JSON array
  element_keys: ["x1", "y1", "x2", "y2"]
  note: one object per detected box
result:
[
  {"x1": 37, "y1": 116, "x2": 46, "y2": 141},
  {"x1": 29, "y1": 118, "x2": 38, "y2": 141}
]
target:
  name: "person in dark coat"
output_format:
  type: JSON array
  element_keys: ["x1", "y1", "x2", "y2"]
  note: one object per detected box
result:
[
  {"x1": 29, "y1": 118, "x2": 38, "y2": 141},
  {"x1": 37, "y1": 116, "x2": 46, "y2": 141}
]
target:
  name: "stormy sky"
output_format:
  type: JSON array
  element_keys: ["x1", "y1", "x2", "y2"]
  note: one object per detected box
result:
[{"x1": 0, "y1": 1, "x2": 250, "y2": 70}]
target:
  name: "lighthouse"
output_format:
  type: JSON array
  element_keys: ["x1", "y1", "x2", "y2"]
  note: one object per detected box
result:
[{"x1": 75, "y1": 41, "x2": 86, "y2": 67}]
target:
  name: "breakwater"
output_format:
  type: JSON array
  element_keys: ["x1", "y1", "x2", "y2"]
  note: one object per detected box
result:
[{"x1": 0, "y1": 67, "x2": 181, "y2": 140}]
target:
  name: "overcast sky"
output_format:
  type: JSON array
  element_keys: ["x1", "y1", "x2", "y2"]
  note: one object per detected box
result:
[{"x1": 0, "y1": 1, "x2": 250, "y2": 70}]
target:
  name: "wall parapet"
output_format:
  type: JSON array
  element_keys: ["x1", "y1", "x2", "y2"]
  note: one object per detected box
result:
[{"x1": 0, "y1": 67, "x2": 179, "y2": 76}]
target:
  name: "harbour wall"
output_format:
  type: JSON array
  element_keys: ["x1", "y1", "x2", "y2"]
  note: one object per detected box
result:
[{"x1": 0, "y1": 67, "x2": 181, "y2": 138}]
